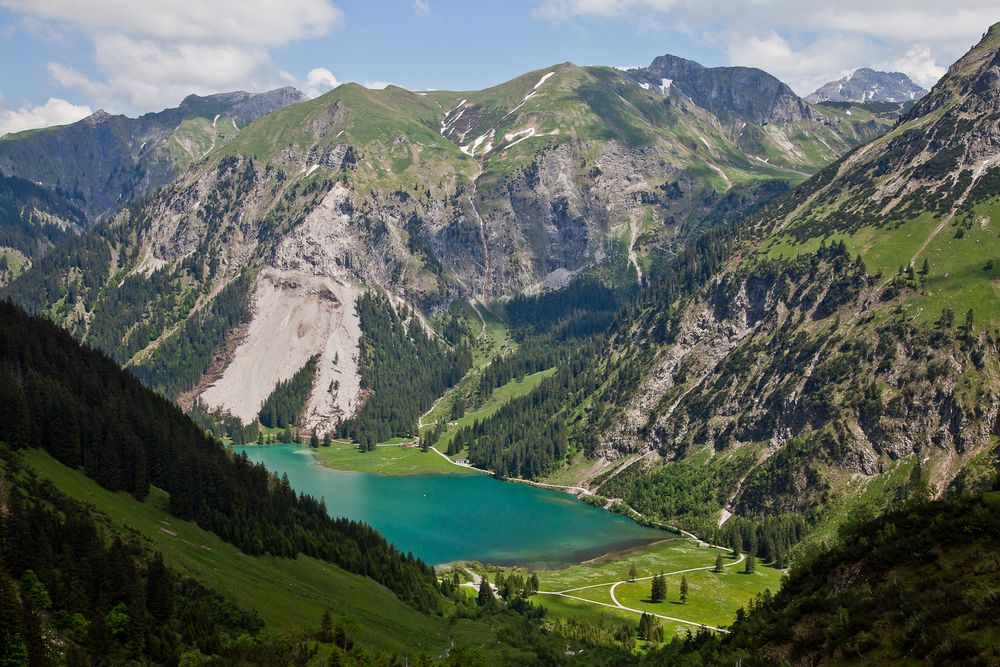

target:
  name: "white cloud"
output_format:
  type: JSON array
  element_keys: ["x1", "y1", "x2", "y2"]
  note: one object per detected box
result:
[
  {"x1": 0, "y1": 97, "x2": 93, "y2": 136},
  {"x1": 412, "y1": 0, "x2": 431, "y2": 16},
  {"x1": 1, "y1": 0, "x2": 342, "y2": 114},
  {"x1": 723, "y1": 31, "x2": 880, "y2": 94},
  {"x1": 304, "y1": 67, "x2": 340, "y2": 97},
  {"x1": 532, "y1": 0, "x2": 997, "y2": 93},
  {"x1": 48, "y1": 34, "x2": 288, "y2": 112},
  {"x1": 886, "y1": 45, "x2": 946, "y2": 88},
  {"x1": 533, "y1": 0, "x2": 676, "y2": 21}
]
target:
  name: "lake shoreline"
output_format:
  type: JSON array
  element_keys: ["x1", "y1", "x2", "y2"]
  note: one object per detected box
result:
[{"x1": 233, "y1": 443, "x2": 668, "y2": 568}]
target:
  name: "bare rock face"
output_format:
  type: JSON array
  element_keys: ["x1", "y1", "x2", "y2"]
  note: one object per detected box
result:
[
  {"x1": 199, "y1": 269, "x2": 362, "y2": 433},
  {"x1": 629, "y1": 54, "x2": 813, "y2": 124},
  {"x1": 594, "y1": 253, "x2": 1000, "y2": 516}
]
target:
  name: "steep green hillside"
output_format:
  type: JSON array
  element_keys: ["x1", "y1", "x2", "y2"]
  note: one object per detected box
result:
[
  {"x1": 760, "y1": 23, "x2": 1000, "y2": 323},
  {"x1": 650, "y1": 488, "x2": 1000, "y2": 665},
  {"x1": 15, "y1": 447, "x2": 448, "y2": 654},
  {"x1": 0, "y1": 173, "x2": 85, "y2": 287}
]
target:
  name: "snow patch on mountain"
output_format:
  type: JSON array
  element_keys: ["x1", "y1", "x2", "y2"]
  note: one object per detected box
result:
[{"x1": 534, "y1": 72, "x2": 555, "y2": 90}]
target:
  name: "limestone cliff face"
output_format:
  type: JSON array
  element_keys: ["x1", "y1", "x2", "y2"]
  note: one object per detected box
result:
[{"x1": 596, "y1": 255, "x2": 1000, "y2": 516}]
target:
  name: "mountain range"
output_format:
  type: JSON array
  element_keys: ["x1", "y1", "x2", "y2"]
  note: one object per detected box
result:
[
  {"x1": 0, "y1": 52, "x2": 899, "y2": 434},
  {"x1": 2, "y1": 23, "x2": 998, "y2": 558},
  {"x1": 0, "y1": 86, "x2": 306, "y2": 223},
  {"x1": 2, "y1": 17, "x2": 1000, "y2": 666}
]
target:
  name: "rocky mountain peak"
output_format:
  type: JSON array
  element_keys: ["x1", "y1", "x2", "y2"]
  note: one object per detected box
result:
[
  {"x1": 83, "y1": 109, "x2": 113, "y2": 124},
  {"x1": 806, "y1": 67, "x2": 927, "y2": 104},
  {"x1": 627, "y1": 54, "x2": 812, "y2": 125}
]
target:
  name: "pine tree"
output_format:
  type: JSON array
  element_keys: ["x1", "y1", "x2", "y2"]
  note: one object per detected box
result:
[
  {"x1": 529, "y1": 573, "x2": 539, "y2": 594},
  {"x1": 615, "y1": 622, "x2": 637, "y2": 645},
  {"x1": 310, "y1": 430, "x2": 320, "y2": 449},
  {"x1": 920, "y1": 257, "x2": 929, "y2": 275},
  {"x1": 745, "y1": 553, "x2": 756, "y2": 574},
  {"x1": 319, "y1": 609, "x2": 334, "y2": 642},
  {"x1": 650, "y1": 573, "x2": 666, "y2": 602},
  {"x1": 0, "y1": 566, "x2": 28, "y2": 667},
  {"x1": 477, "y1": 577, "x2": 494, "y2": 607},
  {"x1": 257, "y1": 431, "x2": 264, "y2": 445},
  {"x1": 146, "y1": 553, "x2": 173, "y2": 622},
  {"x1": 323, "y1": 432, "x2": 332, "y2": 447},
  {"x1": 679, "y1": 575, "x2": 688, "y2": 604},
  {"x1": 629, "y1": 563, "x2": 638, "y2": 581},
  {"x1": 714, "y1": 552, "x2": 725, "y2": 573},
  {"x1": 638, "y1": 612, "x2": 653, "y2": 640}
]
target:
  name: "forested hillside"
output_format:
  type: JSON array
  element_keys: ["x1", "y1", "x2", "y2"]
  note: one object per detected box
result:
[
  {"x1": 0, "y1": 300, "x2": 439, "y2": 612},
  {"x1": 649, "y1": 484, "x2": 1000, "y2": 665},
  {"x1": 0, "y1": 453, "x2": 276, "y2": 665},
  {"x1": 340, "y1": 293, "x2": 472, "y2": 449}
]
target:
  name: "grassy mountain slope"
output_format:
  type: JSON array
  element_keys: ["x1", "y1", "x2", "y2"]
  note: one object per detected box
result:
[
  {"x1": 18, "y1": 447, "x2": 447, "y2": 654},
  {"x1": 759, "y1": 24, "x2": 1000, "y2": 323}
]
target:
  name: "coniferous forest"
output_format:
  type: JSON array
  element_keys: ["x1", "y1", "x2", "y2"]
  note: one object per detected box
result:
[
  {"x1": 0, "y1": 453, "x2": 273, "y2": 665},
  {"x1": 258, "y1": 355, "x2": 319, "y2": 428},
  {"x1": 339, "y1": 292, "x2": 472, "y2": 449}
]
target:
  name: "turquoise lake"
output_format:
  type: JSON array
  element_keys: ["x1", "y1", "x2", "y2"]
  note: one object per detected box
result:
[{"x1": 233, "y1": 444, "x2": 667, "y2": 567}]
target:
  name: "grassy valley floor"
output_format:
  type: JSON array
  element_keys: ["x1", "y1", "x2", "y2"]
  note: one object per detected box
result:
[
  {"x1": 310, "y1": 438, "x2": 479, "y2": 475},
  {"x1": 463, "y1": 538, "x2": 784, "y2": 640}
]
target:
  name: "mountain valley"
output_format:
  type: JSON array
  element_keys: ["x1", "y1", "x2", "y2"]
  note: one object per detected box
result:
[{"x1": 1, "y1": 12, "x2": 1000, "y2": 666}]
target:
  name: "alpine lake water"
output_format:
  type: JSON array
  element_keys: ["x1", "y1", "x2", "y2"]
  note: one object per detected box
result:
[{"x1": 233, "y1": 444, "x2": 668, "y2": 567}]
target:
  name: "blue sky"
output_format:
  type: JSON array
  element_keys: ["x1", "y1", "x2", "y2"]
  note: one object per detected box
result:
[{"x1": 1, "y1": 0, "x2": 997, "y2": 135}]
